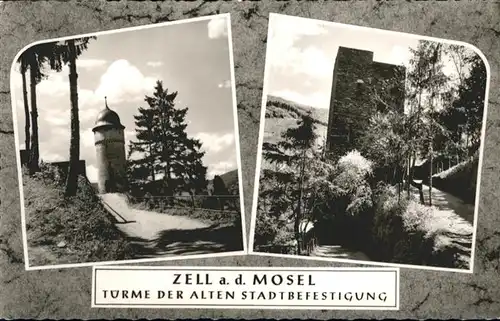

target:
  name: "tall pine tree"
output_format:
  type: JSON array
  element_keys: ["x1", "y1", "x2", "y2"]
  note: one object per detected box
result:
[
  {"x1": 261, "y1": 111, "x2": 318, "y2": 255},
  {"x1": 128, "y1": 81, "x2": 207, "y2": 197}
]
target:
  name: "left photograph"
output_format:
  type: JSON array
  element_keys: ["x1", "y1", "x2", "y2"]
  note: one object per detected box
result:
[{"x1": 10, "y1": 14, "x2": 246, "y2": 270}]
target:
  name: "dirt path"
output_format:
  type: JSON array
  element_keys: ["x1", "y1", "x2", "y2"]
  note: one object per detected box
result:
[
  {"x1": 310, "y1": 245, "x2": 371, "y2": 261},
  {"x1": 410, "y1": 183, "x2": 475, "y2": 224},
  {"x1": 409, "y1": 184, "x2": 473, "y2": 268},
  {"x1": 420, "y1": 184, "x2": 475, "y2": 224},
  {"x1": 100, "y1": 193, "x2": 242, "y2": 258}
]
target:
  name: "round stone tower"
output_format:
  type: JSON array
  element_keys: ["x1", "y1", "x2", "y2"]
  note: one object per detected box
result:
[{"x1": 92, "y1": 97, "x2": 127, "y2": 194}]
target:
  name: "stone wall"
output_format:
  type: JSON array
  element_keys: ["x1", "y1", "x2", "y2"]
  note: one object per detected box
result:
[{"x1": 326, "y1": 46, "x2": 406, "y2": 157}]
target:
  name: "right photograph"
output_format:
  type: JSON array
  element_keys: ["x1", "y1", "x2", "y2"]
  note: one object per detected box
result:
[{"x1": 250, "y1": 13, "x2": 489, "y2": 272}]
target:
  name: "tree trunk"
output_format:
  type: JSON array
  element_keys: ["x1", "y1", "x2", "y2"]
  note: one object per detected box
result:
[
  {"x1": 428, "y1": 148, "x2": 433, "y2": 206},
  {"x1": 21, "y1": 66, "x2": 31, "y2": 153},
  {"x1": 408, "y1": 151, "x2": 417, "y2": 198},
  {"x1": 295, "y1": 152, "x2": 307, "y2": 256},
  {"x1": 28, "y1": 59, "x2": 40, "y2": 174},
  {"x1": 149, "y1": 141, "x2": 155, "y2": 182},
  {"x1": 465, "y1": 129, "x2": 470, "y2": 158},
  {"x1": 406, "y1": 153, "x2": 411, "y2": 198},
  {"x1": 64, "y1": 39, "x2": 81, "y2": 197},
  {"x1": 418, "y1": 185, "x2": 425, "y2": 205}
]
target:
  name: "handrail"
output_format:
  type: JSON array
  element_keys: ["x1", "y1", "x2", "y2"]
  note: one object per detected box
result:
[
  {"x1": 81, "y1": 175, "x2": 129, "y2": 224},
  {"x1": 100, "y1": 197, "x2": 130, "y2": 223},
  {"x1": 130, "y1": 194, "x2": 239, "y2": 199}
]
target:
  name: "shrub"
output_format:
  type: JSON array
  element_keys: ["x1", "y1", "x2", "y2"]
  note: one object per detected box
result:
[
  {"x1": 370, "y1": 184, "x2": 472, "y2": 268},
  {"x1": 371, "y1": 186, "x2": 410, "y2": 261},
  {"x1": 313, "y1": 150, "x2": 374, "y2": 250},
  {"x1": 336, "y1": 150, "x2": 373, "y2": 189},
  {"x1": 33, "y1": 161, "x2": 65, "y2": 186},
  {"x1": 333, "y1": 150, "x2": 373, "y2": 210}
]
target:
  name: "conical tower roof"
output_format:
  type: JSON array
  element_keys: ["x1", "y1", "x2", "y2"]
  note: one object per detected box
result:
[{"x1": 92, "y1": 97, "x2": 125, "y2": 132}]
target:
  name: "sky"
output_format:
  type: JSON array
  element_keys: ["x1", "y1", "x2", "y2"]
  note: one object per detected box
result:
[
  {"x1": 265, "y1": 14, "x2": 464, "y2": 111},
  {"x1": 12, "y1": 15, "x2": 238, "y2": 182}
]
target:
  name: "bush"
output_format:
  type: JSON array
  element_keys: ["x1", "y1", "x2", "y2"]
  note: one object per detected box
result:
[
  {"x1": 310, "y1": 150, "x2": 375, "y2": 250},
  {"x1": 32, "y1": 161, "x2": 65, "y2": 186},
  {"x1": 370, "y1": 184, "x2": 472, "y2": 268},
  {"x1": 336, "y1": 150, "x2": 373, "y2": 190}
]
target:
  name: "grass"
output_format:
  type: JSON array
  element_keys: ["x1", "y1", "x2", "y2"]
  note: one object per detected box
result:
[{"x1": 24, "y1": 170, "x2": 135, "y2": 266}]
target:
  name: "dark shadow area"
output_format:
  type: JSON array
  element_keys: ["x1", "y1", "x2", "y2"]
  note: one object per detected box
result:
[
  {"x1": 121, "y1": 224, "x2": 244, "y2": 259},
  {"x1": 311, "y1": 245, "x2": 371, "y2": 261},
  {"x1": 154, "y1": 224, "x2": 243, "y2": 256},
  {"x1": 121, "y1": 236, "x2": 160, "y2": 259}
]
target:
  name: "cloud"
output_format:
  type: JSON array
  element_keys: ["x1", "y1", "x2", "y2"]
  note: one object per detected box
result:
[
  {"x1": 146, "y1": 61, "x2": 163, "y2": 67},
  {"x1": 94, "y1": 59, "x2": 157, "y2": 103},
  {"x1": 267, "y1": 15, "x2": 330, "y2": 79},
  {"x1": 207, "y1": 17, "x2": 228, "y2": 39},
  {"x1": 217, "y1": 80, "x2": 231, "y2": 89},
  {"x1": 271, "y1": 89, "x2": 330, "y2": 109},
  {"x1": 39, "y1": 151, "x2": 65, "y2": 163},
  {"x1": 81, "y1": 130, "x2": 95, "y2": 148},
  {"x1": 381, "y1": 45, "x2": 410, "y2": 66},
  {"x1": 45, "y1": 114, "x2": 70, "y2": 126},
  {"x1": 207, "y1": 160, "x2": 236, "y2": 179},
  {"x1": 77, "y1": 59, "x2": 107, "y2": 69},
  {"x1": 195, "y1": 132, "x2": 234, "y2": 153},
  {"x1": 36, "y1": 65, "x2": 70, "y2": 97}
]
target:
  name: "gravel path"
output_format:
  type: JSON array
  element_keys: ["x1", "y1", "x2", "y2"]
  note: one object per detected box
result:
[{"x1": 99, "y1": 193, "x2": 241, "y2": 258}]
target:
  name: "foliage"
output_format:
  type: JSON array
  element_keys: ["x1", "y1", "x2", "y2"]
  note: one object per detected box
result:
[
  {"x1": 449, "y1": 55, "x2": 486, "y2": 156},
  {"x1": 213, "y1": 175, "x2": 229, "y2": 195},
  {"x1": 258, "y1": 112, "x2": 326, "y2": 254},
  {"x1": 219, "y1": 169, "x2": 240, "y2": 195},
  {"x1": 205, "y1": 175, "x2": 230, "y2": 210},
  {"x1": 371, "y1": 184, "x2": 472, "y2": 268},
  {"x1": 33, "y1": 161, "x2": 65, "y2": 186},
  {"x1": 359, "y1": 111, "x2": 407, "y2": 185},
  {"x1": 128, "y1": 80, "x2": 207, "y2": 197},
  {"x1": 332, "y1": 150, "x2": 374, "y2": 217},
  {"x1": 17, "y1": 37, "x2": 95, "y2": 175}
]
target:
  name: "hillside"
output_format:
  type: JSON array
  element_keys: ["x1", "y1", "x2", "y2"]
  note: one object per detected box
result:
[
  {"x1": 208, "y1": 169, "x2": 239, "y2": 195},
  {"x1": 266, "y1": 95, "x2": 329, "y2": 126},
  {"x1": 220, "y1": 169, "x2": 239, "y2": 193},
  {"x1": 264, "y1": 95, "x2": 328, "y2": 148}
]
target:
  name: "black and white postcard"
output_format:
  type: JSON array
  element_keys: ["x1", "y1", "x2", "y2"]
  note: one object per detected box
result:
[
  {"x1": 11, "y1": 14, "x2": 246, "y2": 270},
  {"x1": 250, "y1": 14, "x2": 489, "y2": 273}
]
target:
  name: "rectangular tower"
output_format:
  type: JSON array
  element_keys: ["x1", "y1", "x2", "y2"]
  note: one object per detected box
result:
[{"x1": 326, "y1": 46, "x2": 406, "y2": 158}]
